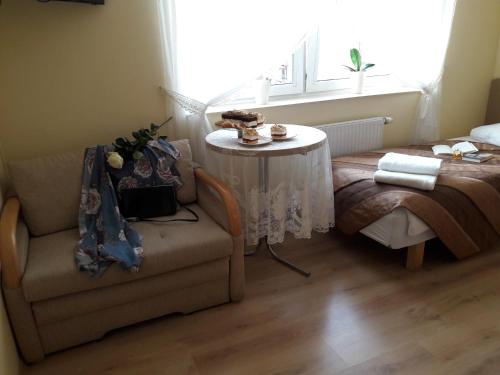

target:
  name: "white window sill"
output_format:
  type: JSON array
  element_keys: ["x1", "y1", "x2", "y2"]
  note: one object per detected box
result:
[{"x1": 206, "y1": 86, "x2": 421, "y2": 114}]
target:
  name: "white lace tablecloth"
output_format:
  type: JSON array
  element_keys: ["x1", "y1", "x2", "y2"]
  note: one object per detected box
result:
[{"x1": 205, "y1": 125, "x2": 335, "y2": 245}]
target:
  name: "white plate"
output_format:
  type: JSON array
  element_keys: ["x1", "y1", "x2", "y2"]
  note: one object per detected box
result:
[
  {"x1": 237, "y1": 136, "x2": 273, "y2": 146},
  {"x1": 271, "y1": 132, "x2": 297, "y2": 141}
]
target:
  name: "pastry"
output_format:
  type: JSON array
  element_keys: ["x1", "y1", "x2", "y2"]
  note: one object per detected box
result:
[
  {"x1": 242, "y1": 128, "x2": 259, "y2": 144},
  {"x1": 249, "y1": 111, "x2": 265, "y2": 125},
  {"x1": 271, "y1": 124, "x2": 287, "y2": 139},
  {"x1": 221, "y1": 110, "x2": 247, "y2": 120},
  {"x1": 215, "y1": 119, "x2": 242, "y2": 129},
  {"x1": 221, "y1": 110, "x2": 259, "y2": 128}
]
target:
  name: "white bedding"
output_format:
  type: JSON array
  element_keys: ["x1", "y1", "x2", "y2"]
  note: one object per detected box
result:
[{"x1": 360, "y1": 208, "x2": 436, "y2": 249}]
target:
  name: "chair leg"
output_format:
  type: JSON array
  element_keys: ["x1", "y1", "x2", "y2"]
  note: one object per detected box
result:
[{"x1": 406, "y1": 242, "x2": 425, "y2": 270}]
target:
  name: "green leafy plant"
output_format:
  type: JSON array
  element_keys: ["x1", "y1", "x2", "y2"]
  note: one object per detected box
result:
[
  {"x1": 343, "y1": 48, "x2": 375, "y2": 72},
  {"x1": 113, "y1": 116, "x2": 173, "y2": 160}
]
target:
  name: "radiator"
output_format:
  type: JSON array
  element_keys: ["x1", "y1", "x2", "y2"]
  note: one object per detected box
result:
[{"x1": 315, "y1": 117, "x2": 391, "y2": 158}]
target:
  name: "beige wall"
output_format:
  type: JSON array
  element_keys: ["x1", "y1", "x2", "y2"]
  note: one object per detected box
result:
[
  {"x1": 0, "y1": 0, "x2": 167, "y2": 161},
  {"x1": 495, "y1": 32, "x2": 500, "y2": 78},
  {"x1": 0, "y1": 0, "x2": 499, "y2": 161},
  {"x1": 440, "y1": 0, "x2": 500, "y2": 138}
]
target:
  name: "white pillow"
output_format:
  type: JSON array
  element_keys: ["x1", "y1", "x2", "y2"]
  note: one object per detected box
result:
[{"x1": 470, "y1": 123, "x2": 500, "y2": 146}]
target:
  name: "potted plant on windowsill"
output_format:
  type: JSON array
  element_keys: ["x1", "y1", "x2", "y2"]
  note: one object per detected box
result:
[{"x1": 343, "y1": 48, "x2": 375, "y2": 94}]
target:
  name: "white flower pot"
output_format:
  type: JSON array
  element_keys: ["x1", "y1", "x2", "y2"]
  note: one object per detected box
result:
[
  {"x1": 350, "y1": 71, "x2": 365, "y2": 94},
  {"x1": 254, "y1": 79, "x2": 271, "y2": 105}
]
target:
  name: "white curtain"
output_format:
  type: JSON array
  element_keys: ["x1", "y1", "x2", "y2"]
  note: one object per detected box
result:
[
  {"x1": 157, "y1": 0, "x2": 457, "y2": 155},
  {"x1": 315, "y1": 0, "x2": 457, "y2": 142},
  {"x1": 385, "y1": 0, "x2": 457, "y2": 142},
  {"x1": 157, "y1": 0, "x2": 321, "y2": 163}
]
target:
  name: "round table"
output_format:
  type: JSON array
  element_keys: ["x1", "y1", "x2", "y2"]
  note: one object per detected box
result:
[
  {"x1": 205, "y1": 124, "x2": 335, "y2": 276},
  {"x1": 206, "y1": 124, "x2": 327, "y2": 157}
]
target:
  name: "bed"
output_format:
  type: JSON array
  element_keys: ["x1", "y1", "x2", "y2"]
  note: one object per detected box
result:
[{"x1": 332, "y1": 79, "x2": 500, "y2": 269}]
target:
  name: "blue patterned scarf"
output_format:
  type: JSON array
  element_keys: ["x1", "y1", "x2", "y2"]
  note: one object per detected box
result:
[{"x1": 76, "y1": 140, "x2": 180, "y2": 277}]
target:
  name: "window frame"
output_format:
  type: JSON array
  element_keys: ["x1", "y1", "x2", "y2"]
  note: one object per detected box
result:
[
  {"x1": 305, "y1": 31, "x2": 392, "y2": 93},
  {"x1": 268, "y1": 44, "x2": 306, "y2": 97}
]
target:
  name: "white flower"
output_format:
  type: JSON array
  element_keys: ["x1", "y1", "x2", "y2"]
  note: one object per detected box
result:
[{"x1": 107, "y1": 152, "x2": 124, "y2": 169}]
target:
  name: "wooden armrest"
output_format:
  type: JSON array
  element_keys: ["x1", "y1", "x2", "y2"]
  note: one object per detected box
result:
[
  {"x1": 0, "y1": 197, "x2": 22, "y2": 289},
  {"x1": 194, "y1": 168, "x2": 241, "y2": 237}
]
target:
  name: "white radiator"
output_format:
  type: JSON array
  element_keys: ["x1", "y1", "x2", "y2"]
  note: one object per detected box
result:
[{"x1": 315, "y1": 117, "x2": 391, "y2": 158}]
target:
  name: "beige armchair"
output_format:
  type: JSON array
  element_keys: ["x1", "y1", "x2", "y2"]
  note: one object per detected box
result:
[{"x1": 0, "y1": 139, "x2": 244, "y2": 363}]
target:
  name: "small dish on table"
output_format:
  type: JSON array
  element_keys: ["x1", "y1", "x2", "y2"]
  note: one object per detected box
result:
[
  {"x1": 237, "y1": 136, "x2": 272, "y2": 146},
  {"x1": 270, "y1": 124, "x2": 296, "y2": 141},
  {"x1": 238, "y1": 128, "x2": 272, "y2": 146}
]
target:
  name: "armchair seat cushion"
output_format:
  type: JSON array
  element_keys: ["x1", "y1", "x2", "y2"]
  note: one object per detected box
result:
[{"x1": 22, "y1": 204, "x2": 233, "y2": 302}]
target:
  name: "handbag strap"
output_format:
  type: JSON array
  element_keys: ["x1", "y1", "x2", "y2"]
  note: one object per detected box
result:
[{"x1": 127, "y1": 201, "x2": 199, "y2": 223}]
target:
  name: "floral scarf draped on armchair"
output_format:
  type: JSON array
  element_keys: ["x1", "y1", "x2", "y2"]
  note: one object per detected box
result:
[{"x1": 76, "y1": 139, "x2": 181, "y2": 277}]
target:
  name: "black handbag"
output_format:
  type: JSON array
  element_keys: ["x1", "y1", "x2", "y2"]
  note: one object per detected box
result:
[
  {"x1": 118, "y1": 185, "x2": 177, "y2": 219},
  {"x1": 118, "y1": 184, "x2": 199, "y2": 223}
]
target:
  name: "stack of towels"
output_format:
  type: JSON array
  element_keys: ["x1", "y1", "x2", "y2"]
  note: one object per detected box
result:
[{"x1": 374, "y1": 152, "x2": 443, "y2": 191}]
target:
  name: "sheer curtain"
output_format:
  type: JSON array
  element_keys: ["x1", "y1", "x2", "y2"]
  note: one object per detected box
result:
[
  {"x1": 157, "y1": 0, "x2": 457, "y2": 156},
  {"x1": 157, "y1": 0, "x2": 320, "y2": 163},
  {"x1": 390, "y1": 0, "x2": 457, "y2": 142},
  {"x1": 314, "y1": 0, "x2": 457, "y2": 142}
]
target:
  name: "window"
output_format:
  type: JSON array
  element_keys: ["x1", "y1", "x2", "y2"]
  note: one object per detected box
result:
[
  {"x1": 269, "y1": 44, "x2": 305, "y2": 96},
  {"x1": 163, "y1": 0, "x2": 451, "y2": 106},
  {"x1": 260, "y1": 0, "x2": 445, "y2": 99}
]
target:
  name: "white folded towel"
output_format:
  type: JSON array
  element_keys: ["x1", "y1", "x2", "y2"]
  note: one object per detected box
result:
[
  {"x1": 378, "y1": 152, "x2": 442, "y2": 176},
  {"x1": 374, "y1": 170, "x2": 437, "y2": 191}
]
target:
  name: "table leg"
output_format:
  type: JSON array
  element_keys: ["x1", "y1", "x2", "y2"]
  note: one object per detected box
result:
[
  {"x1": 259, "y1": 237, "x2": 311, "y2": 277},
  {"x1": 256, "y1": 156, "x2": 311, "y2": 277}
]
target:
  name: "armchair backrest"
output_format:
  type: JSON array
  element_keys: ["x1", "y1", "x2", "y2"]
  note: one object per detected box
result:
[{"x1": 8, "y1": 139, "x2": 196, "y2": 237}]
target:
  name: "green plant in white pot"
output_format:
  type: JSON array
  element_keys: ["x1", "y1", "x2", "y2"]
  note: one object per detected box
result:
[{"x1": 343, "y1": 48, "x2": 375, "y2": 94}]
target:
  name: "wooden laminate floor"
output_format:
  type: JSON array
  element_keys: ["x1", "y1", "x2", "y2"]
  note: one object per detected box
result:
[{"x1": 22, "y1": 232, "x2": 500, "y2": 375}]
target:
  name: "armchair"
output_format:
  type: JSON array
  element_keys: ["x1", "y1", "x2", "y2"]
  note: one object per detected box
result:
[{"x1": 0, "y1": 139, "x2": 244, "y2": 363}]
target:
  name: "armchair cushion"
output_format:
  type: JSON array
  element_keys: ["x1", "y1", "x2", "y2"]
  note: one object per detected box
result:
[
  {"x1": 22, "y1": 204, "x2": 232, "y2": 302},
  {"x1": 9, "y1": 139, "x2": 196, "y2": 237}
]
